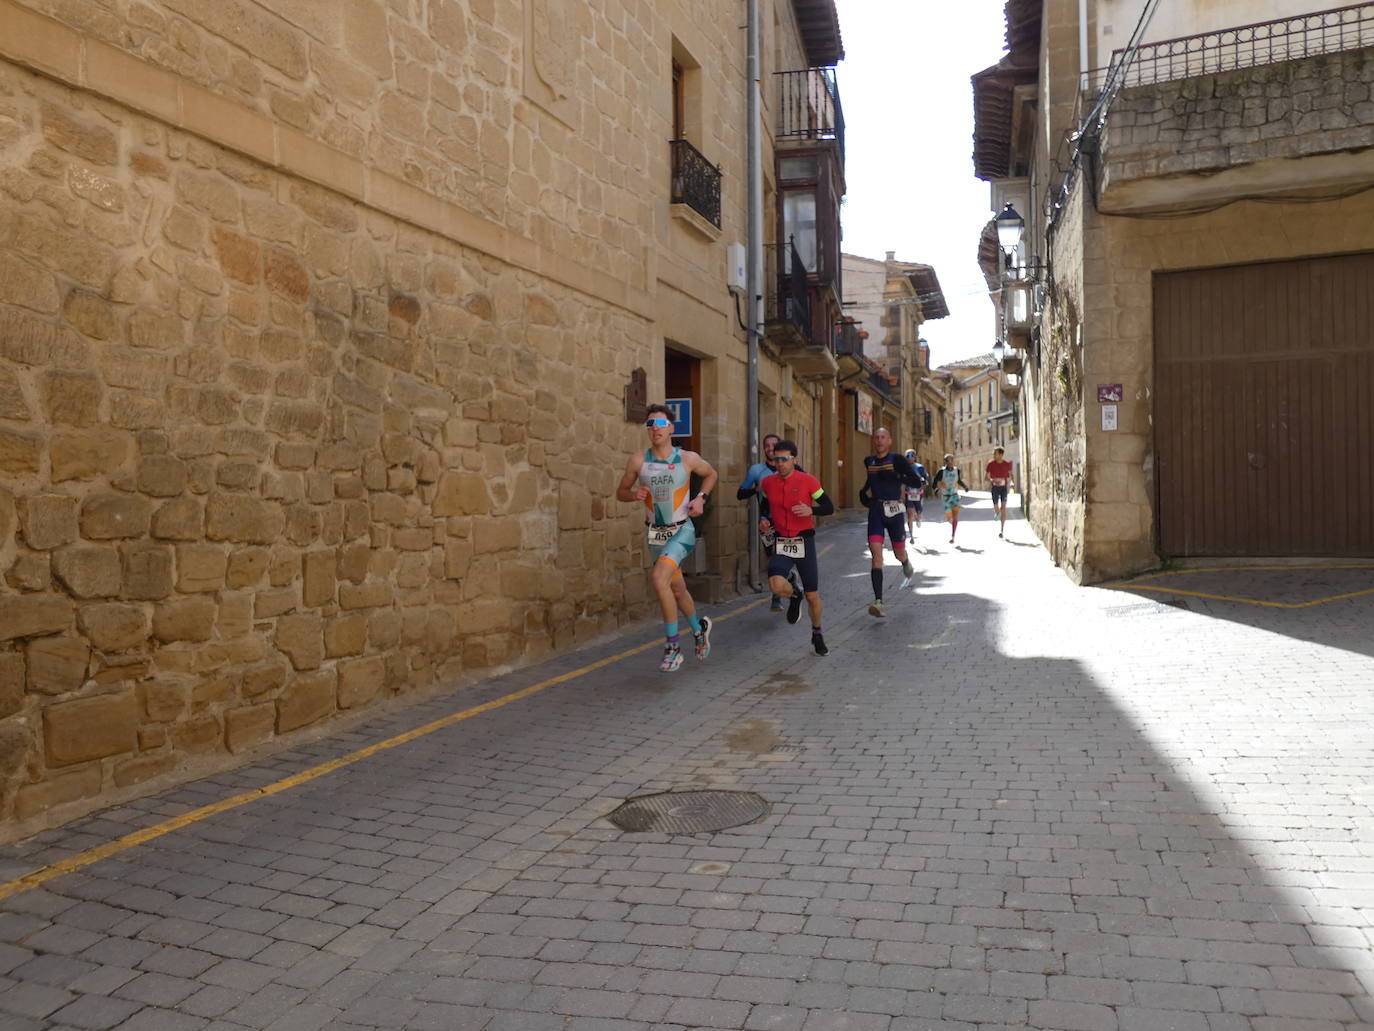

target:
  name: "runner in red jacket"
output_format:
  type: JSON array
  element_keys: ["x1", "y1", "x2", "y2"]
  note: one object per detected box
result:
[{"x1": 758, "y1": 439, "x2": 835, "y2": 656}]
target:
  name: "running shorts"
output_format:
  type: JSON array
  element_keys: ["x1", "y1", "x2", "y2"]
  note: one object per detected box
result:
[{"x1": 767, "y1": 547, "x2": 818, "y2": 594}]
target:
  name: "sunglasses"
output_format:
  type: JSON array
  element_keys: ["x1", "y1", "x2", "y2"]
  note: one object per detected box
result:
[
  {"x1": 774, "y1": 454, "x2": 796, "y2": 462},
  {"x1": 644, "y1": 417, "x2": 672, "y2": 428}
]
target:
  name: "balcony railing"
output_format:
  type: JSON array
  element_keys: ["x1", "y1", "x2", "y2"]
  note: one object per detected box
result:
[
  {"x1": 776, "y1": 67, "x2": 845, "y2": 162},
  {"x1": 834, "y1": 320, "x2": 863, "y2": 357},
  {"x1": 669, "y1": 138, "x2": 721, "y2": 228},
  {"x1": 1086, "y1": 2, "x2": 1374, "y2": 92},
  {"x1": 778, "y1": 236, "x2": 812, "y2": 343}
]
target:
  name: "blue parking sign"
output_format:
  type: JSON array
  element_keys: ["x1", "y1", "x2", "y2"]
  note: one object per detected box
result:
[{"x1": 665, "y1": 398, "x2": 692, "y2": 437}]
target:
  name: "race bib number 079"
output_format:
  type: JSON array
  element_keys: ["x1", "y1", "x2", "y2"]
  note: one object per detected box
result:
[
  {"x1": 777, "y1": 536, "x2": 805, "y2": 559},
  {"x1": 646, "y1": 526, "x2": 674, "y2": 547},
  {"x1": 882, "y1": 500, "x2": 904, "y2": 518}
]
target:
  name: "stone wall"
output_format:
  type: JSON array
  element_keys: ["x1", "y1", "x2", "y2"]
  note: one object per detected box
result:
[
  {"x1": 1024, "y1": 183, "x2": 1087, "y2": 580},
  {"x1": 1102, "y1": 48, "x2": 1374, "y2": 197},
  {"x1": 0, "y1": 55, "x2": 654, "y2": 838},
  {"x1": 1076, "y1": 185, "x2": 1374, "y2": 582}
]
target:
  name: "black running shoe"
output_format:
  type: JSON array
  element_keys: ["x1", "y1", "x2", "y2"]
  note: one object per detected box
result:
[
  {"x1": 811, "y1": 632, "x2": 828, "y2": 656},
  {"x1": 786, "y1": 590, "x2": 803, "y2": 625}
]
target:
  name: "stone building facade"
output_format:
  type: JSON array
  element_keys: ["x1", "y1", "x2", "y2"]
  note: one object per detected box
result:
[
  {"x1": 973, "y1": 0, "x2": 1374, "y2": 582},
  {"x1": 0, "y1": 0, "x2": 843, "y2": 838},
  {"x1": 841, "y1": 250, "x2": 949, "y2": 472},
  {"x1": 943, "y1": 354, "x2": 1017, "y2": 491}
]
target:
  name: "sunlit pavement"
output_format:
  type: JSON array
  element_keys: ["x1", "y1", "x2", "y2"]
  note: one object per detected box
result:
[{"x1": 3, "y1": 497, "x2": 1374, "y2": 1031}]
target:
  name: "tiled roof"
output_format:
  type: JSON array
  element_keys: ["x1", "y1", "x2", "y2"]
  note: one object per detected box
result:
[
  {"x1": 907, "y1": 265, "x2": 949, "y2": 321},
  {"x1": 971, "y1": 0, "x2": 1041, "y2": 181},
  {"x1": 941, "y1": 353, "x2": 996, "y2": 369},
  {"x1": 791, "y1": 0, "x2": 844, "y2": 66}
]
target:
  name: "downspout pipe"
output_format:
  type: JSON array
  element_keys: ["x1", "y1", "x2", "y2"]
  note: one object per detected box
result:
[
  {"x1": 745, "y1": 0, "x2": 763, "y2": 591},
  {"x1": 1079, "y1": 0, "x2": 1089, "y2": 90}
]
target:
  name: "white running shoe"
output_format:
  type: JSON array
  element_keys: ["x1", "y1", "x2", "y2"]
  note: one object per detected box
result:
[{"x1": 693, "y1": 617, "x2": 712, "y2": 661}]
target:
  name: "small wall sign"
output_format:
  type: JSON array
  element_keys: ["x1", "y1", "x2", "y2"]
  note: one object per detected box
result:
[
  {"x1": 855, "y1": 392, "x2": 873, "y2": 435},
  {"x1": 1101, "y1": 404, "x2": 1118, "y2": 431},
  {"x1": 1097, "y1": 384, "x2": 1123, "y2": 403},
  {"x1": 664, "y1": 398, "x2": 692, "y2": 437}
]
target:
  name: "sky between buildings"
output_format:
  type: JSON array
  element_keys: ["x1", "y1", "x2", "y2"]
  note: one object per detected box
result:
[{"x1": 834, "y1": 0, "x2": 1008, "y2": 369}]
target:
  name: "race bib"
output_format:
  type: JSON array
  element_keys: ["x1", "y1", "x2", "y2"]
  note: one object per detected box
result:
[
  {"x1": 991, "y1": 477, "x2": 1007, "y2": 486},
  {"x1": 646, "y1": 525, "x2": 675, "y2": 548},
  {"x1": 777, "y1": 536, "x2": 805, "y2": 559},
  {"x1": 882, "y1": 500, "x2": 904, "y2": 518}
]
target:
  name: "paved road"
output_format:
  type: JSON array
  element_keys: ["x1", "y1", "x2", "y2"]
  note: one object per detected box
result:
[{"x1": 3, "y1": 495, "x2": 1374, "y2": 1030}]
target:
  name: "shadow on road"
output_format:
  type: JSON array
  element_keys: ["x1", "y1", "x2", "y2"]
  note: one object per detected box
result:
[
  {"x1": 1101, "y1": 564, "x2": 1374, "y2": 661},
  {"x1": 1, "y1": 581, "x2": 1371, "y2": 1028}
]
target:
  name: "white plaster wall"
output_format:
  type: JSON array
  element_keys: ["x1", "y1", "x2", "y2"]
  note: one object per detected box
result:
[{"x1": 1098, "y1": 0, "x2": 1355, "y2": 59}]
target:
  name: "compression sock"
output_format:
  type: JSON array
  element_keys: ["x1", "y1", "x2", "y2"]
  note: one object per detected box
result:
[
  {"x1": 870, "y1": 568, "x2": 883, "y2": 601},
  {"x1": 664, "y1": 621, "x2": 679, "y2": 645},
  {"x1": 685, "y1": 612, "x2": 702, "y2": 634}
]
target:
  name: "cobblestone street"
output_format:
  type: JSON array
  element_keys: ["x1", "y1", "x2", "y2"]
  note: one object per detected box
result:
[{"x1": 3, "y1": 498, "x2": 1374, "y2": 1031}]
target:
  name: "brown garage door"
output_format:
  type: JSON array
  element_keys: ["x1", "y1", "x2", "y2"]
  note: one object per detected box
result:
[{"x1": 1154, "y1": 252, "x2": 1374, "y2": 557}]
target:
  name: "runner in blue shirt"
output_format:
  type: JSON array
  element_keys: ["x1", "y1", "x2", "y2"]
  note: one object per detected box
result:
[{"x1": 902, "y1": 449, "x2": 928, "y2": 543}]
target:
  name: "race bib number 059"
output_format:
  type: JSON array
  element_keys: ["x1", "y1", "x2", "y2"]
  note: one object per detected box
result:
[
  {"x1": 777, "y1": 536, "x2": 805, "y2": 559},
  {"x1": 883, "y1": 500, "x2": 904, "y2": 518},
  {"x1": 647, "y1": 526, "x2": 675, "y2": 547}
]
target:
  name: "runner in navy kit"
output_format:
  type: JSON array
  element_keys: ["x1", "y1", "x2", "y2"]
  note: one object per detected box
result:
[
  {"x1": 858, "y1": 427, "x2": 924, "y2": 617},
  {"x1": 757, "y1": 439, "x2": 835, "y2": 655}
]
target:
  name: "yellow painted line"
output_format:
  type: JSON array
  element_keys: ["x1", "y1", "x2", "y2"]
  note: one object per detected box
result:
[
  {"x1": 1115, "y1": 584, "x2": 1374, "y2": 609},
  {"x1": 1119, "y1": 563, "x2": 1374, "y2": 584},
  {"x1": 0, "y1": 591, "x2": 779, "y2": 903},
  {"x1": 1105, "y1": 563, "x2": 1374, "y2": 609}
]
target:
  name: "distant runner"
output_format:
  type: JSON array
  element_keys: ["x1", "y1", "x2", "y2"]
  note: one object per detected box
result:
[
  {"x1": 932, "y1": 453, "x2": 970, "y2": 545},
  {"x1": 615, "y1": 405, "x2": 718, "y2": 672},
  {"x1": 902, "y1": 448, "x2": 927, "y2": 542},
  {"x1": 986, "y1": 446, "x2": 1015, "y2": 539}
]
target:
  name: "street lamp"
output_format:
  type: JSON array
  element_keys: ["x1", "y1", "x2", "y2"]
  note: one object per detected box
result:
[
  {"x1": 991, "y1": 339, "x2": 1006, "y2": 366},
  {"x1": 995, "y1": 202, "x2": 1024, "y2": 256}
]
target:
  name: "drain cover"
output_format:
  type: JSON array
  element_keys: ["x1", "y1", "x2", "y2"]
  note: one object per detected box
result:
[{"x1": 607, "y1": 790, "x2": 770, "y2": 834}]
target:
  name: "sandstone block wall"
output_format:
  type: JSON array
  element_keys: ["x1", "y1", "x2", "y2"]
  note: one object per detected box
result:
[
  {"x1": 0, "y1": 0, "x2": 832, "y2": 836},
  {"x1": 0, "y1": 53, "x2": 654, "y2": 837},
  {"x1": 1075, "y1": 186, "x2": 1374, "y2": 582},
  {"x1": 1103, "y1": 48, "x2": 1374, "y2": 185},
  {"x1": 1025, "y1": 184, "x2": 1087, "y2": 581}
]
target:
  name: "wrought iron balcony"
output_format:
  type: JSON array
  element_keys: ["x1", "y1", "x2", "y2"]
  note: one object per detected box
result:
[
  {"x1": 776, "y1": 67, "x2": 844, "y2": 163},
  {"x1": 669, "y1": 138, "x2": 721, "y2": 228}
]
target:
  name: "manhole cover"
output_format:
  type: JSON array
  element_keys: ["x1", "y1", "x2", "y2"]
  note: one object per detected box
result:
[{"x1": 607, "y1": 790, "x2": 770, "y2": 834}]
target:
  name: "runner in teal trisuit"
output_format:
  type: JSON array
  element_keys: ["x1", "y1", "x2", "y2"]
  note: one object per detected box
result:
[{"x1": 615, "y1": 404, "x2": 719, "y2": 672}]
